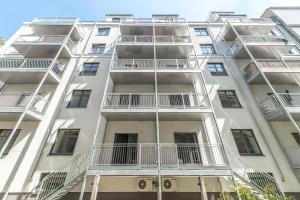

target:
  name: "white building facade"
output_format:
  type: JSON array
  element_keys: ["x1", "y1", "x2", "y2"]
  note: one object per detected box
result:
[{"x1": 0, "y1": 7, "x2": 300, "y2": 200}]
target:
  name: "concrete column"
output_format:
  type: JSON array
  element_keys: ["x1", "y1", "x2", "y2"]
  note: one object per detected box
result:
[
  {"x1": 90, "y1": 175, "x2": 100, "y2": 200},
  {"x1": 200, "y1": 176, "x2": 208, "y2": 200},
  {"x1": 79, "y1": 175, "x2": 88, "y2": 200}
]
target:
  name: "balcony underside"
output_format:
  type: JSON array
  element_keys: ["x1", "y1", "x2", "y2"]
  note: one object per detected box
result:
[
  {"x1": 87, "y1": 169, "x2": 231, "y2": 176},
  {"x1": 101, "y1": 110, "x2": 211, "y2": 121},
  {"x1": 0, "y1": 110, "x2": 42, "y2": 121},
  {"x1": 0, "y1": 71, "x2": 59, "y2": 84},
  {"x1": 247, "y1": 72, "x2": 300, "y2": 84},
  {"x1": 234, "y1": 45, "x2": 294, "y2": 59},
  {"x1": 223, "y1": 25, "x2": 274, "y2": 41},
  {"x1": 110, "y1": 71, "x2": 200, "y2": 84},
  {"x1": 31, "y1": 25, "x2": 81, "y2": 41},
  {"x1": 116, "y1": 45, "x2": 193, "y2": 59},
  {"x1": 12, "y1": 44, "x2": 71, "y2": 58},
  {"x1": 266, "y1": 109, "x2": 300, "y2": 121}
]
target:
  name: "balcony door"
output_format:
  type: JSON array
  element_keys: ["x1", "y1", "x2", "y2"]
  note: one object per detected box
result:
[
  {"x1": 174, "y1": 133, "x2": 202, "y2": 165},
  {"x1": 112, "y1": 133, "x2": 138, "y2": 165},
  {"x1": 119, "y1": 95, "x2": 140, "y2": 107},
  {"x1": 169, "y1": 94, "x2": 190, "y2": 107}
]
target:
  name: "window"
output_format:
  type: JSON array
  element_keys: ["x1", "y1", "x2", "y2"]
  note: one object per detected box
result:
[
  {"x1": 67, "y1": 90, "x2": 91, "y2": 108},
  {"x1": 91, "y1": 44, "x2": 105, "y2": 54},
  {"x1": 292, "y1": 133, "x2": 300, "y2": 145},
  {"x1": 112, "y1": 18, "x2": 120, "y2": 22},
  {"x1": 207, "y1": 63, "x2": 227, "y2": 76},
  {"x1": 232, "y1": 129, "x2": 262, "y2": 155},
  {"x1": 200, "y1": 44, "x2": 216, "y2": 54},
  {"x1": 218, "y1": 90, "x2": 241, "y2": 108},
  {"x1": 80, "y1": 63, "x2": 99, "y2": 76},
  {"x1": 194, "y1": 28, "x2": 209, "y2": 36},
  {"x1": 0, "y1": 129, "x2": 21, "y2": 155},
  {"x1": 50, "y1": 129, "x2": 79, "y2": 155},
  {"x1": 98, "y1": 28, "x2": 110, "y2": 36}
]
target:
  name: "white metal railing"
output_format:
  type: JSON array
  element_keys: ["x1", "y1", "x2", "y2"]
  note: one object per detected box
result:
[
  {"x1": 120, "y1": 17, "x2": 186, "y2": 24},
  {"x1": 0, "y1": 58, "x2": 64, "y2": 77},
  {"x1": 103, "y1": 93, "x2": 156, "y2": 108},
  {"x1": 32, "y1": 18, "x2": 76, "y2": 24},
  {"x1": 155, "y1": 36, "x2": 191, "y2": 43},
  {"x1": 0, "y1": 92, "x2": 49, "y2": 115},
  {"x1": 160, "y1": 143, "x2": 227, "y2": 169},
  {"x1": 15, "y1": 35, "x2": 75, "y2": 53},
  {"x1": 259, "y1": 95, "x2": 285, "y2": 119},
  {"x1": 228, "y1": 18, "x2": 274, "y2": 24},
  {"x1": 243, "y1": 63, "x2": 259, "y2": 80},
  {"x1": 36, "y1": 150, "x2": 91, "y2": 200},
  {"x1": 277, "y1": 93, "x2": 300, "y2": 107},
  {"x1": 240, "y1": 35, "x2": 289, "y2": 44},
  {"x1": 285, "y1": 146, "x2": 300, "y2": 167},
  {"x1": 91, "y1": 143, "x2": 157, "y2": 168},
  {"x1": 225, "y1": 146, "x2": 285, "y2": 200},
  {"x1": 112, "y1": 59, "x2": 155, "y2": 70},
  {"x1": 158, "y1": 93, "x2": 210, "y2": 108},
  {"x1": 118, "y1": 35, "x2": 153, "y2": 43},
  {"x1": 111, "y1": 59, "x2": 200, "y2": 70}
]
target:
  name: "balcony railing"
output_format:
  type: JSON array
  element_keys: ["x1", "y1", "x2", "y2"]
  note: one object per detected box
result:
[
  {"x1": 0, "y1": 58, "x2": 64, "y2": 77},
  {"x1": 228, "y1": 18, "x2": 274, "y2": 24},
  {"x1": 90, "y1": 143, "x2": 227, "y2": 169},
  {"x1": 120, "y1": 17, "x2": 186, "y2": 24},
  {"x1": 15, "y1": 35, "x2": 75, "y2": 53},
  {"x1": 278, "y1": 93, "x2": 300, "y2": 107},
  {"x1": 32, "y1": 18, "x2": 77, "y2": 24},
  {"x1": 118, "y1": 35, "x2": 192, "y2": 44},
  {"x1": 0, "y1": 92, "x2": 49, "y2": 114},
  {"x1": 285, "y1": 146, "x2": 300, "y2": 167},
  {"x1": 158, "y1": 93, "x2": 210, "y2": 109},
  {"x1": 111, "y1": 59, "x2": 200, "y2": 70},
  {"x1": 155, "y1": 36, "x2": 191, "y2": 43},
  {"x1": 103, "y1": 93, "x2": 156, "y2": 109},
  {"x1": 240, "y1": 35, "x2": 288, "y2": 44},
  {"x1": 259, "y1": 95, "x2": 285, "y2": 119}
]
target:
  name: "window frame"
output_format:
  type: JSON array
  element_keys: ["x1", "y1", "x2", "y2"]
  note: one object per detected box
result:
[
  {"x1": 194, "y1": 28, "x2": 209, "y2": 36},
  {"x1": 0, "y1": 129, "x2": 21, "y2": 155},
  {"x1": 217, "y1": 90, "x2": 242, "y2": 108},
  {"x1": 50, "y1": 129, "x2": 80, "y2": 155},
  {"x1": 231, "y1": 129, "x2": 263, "y2": 156},
  {"x1": 91, "y1": 44, "x2": 106, "y2": 54},
  {"x1": 292, "y1": 133, "x2": 300, "y2": 145},
  {"x1": 80, "y1": 63, "x2": 99, "y2": 76},
  {"x1": 200, "y1": 44, "x2": 216, "y2": 54},
  {"x1": 207, "y1": 63, "x2": 227, "y2": 76},
  {"x1": 98, "y1": 28, "x2": 110, "y2": 36},
  {"x1": 67, "y1": 90, "x2": 91, "y2": 108}
]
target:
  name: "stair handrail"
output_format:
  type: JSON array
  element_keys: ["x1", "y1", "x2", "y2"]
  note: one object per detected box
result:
[{"x1": 223, "y1": 146, "x2": 285, "y2": 199}]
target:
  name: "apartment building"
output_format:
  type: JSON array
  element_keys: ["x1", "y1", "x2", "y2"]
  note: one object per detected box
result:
[{"x1": 0, "y1": 7, "x2": 300, "y2": 200}]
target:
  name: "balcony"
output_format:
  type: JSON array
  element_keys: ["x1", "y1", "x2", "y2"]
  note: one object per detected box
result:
[
  {"x1": 32, "y1": 18, "x2": 77, "y2": 24},
  {"x1": 229, "y1": 35, "x2": 294, "y2": 58},
  {"x1": 0, "y1": 92, "x2": 49, "y2": 120},
  {"x1": 101, "y1": 93, "x2": 211, "y2": 120},
  {"x1": 120, "y1": 17, "x2": 186, "y2": 24},
  {"x1": 243, "y1": 59, "x2": 300, "y2": 84},
  {"x1": 110, "y1": 59, "x2": 200, "y2": 84},
  {"x1": 89, "y1": 143, "x2": 229, "y2": 175},
  {"x1": 12, "y1": 35, "x2": 76, "y2": 58},
  {"x1": 259, "y1": 93, "x2": 300, "y2": 120},
  {"x1": 285, "y1": 146, "x2": 300, "y2": 169},
  {"x1": 0, "y1": 58, "x2": 64, "y2": 83}
]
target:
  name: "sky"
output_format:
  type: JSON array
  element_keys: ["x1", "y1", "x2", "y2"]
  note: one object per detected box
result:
[{"x1": 1, "y1": 0, "x2": 300, "y2": 39}]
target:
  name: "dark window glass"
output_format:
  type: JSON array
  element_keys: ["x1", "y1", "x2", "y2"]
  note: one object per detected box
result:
[
  {"x1": 218, "y1": 90, "x2": 241, "y2": 108},
  {"x1": 194, "y1": 28, "x2": 209, "y2": 36},
  {"x1": 200, "y1": 44, "x2": 216, "y2": 54},
  {"x1": 232, "y1": 129, "x2": 262, "y2": 155},
  {"x1": 292, "y1": 133, "x2": 300, "y2": 145},
  {"x1": 0, "y1": 129, "x2": 21, "y2": 155},
  {"x1": 80, "y1": 63, "x2": 99, "y2": 76},
  {"x1": 91, "y1": 44, "x2": 105, "y2": 54},
  {"x1": 50, "y1": 129, "x2": 79, "y2": 155},
  {"x1": 207, "y1": 63, "x2": 227, "y2": 76},
  {"x1": 98, "y1": 28, "x2": 110, "y2": 36},
  {"x1": 67, "y1": 90, "x2": 91, "y2": 108},
  {"x1": 112, "y1": 18, "x2": 121, "y2": 22}
]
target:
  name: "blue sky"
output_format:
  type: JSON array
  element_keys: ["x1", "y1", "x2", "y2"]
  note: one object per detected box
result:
[{"x1": 1, "y1": 0, "x2": 300, "y2": 38}]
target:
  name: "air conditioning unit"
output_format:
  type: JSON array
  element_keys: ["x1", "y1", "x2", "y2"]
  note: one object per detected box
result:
[
  {"x1": 137, "y1": 178, "x2": 153, "y2": 192},
  {"x1": 162, "y1": 178, "x2": 177, "y2": 192}
]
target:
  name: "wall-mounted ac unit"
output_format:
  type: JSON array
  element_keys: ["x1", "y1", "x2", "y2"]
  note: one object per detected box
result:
[
  {"x1": 162, "y1": 178, "x2": 177, "y2": 192},
  {"x1": 137, "y1": 178, "x2": 153, "y2": 192}
]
